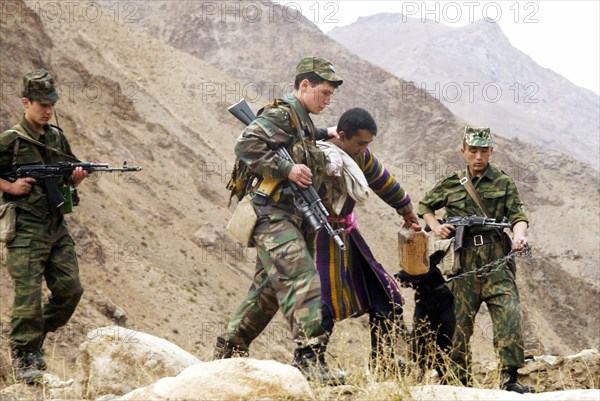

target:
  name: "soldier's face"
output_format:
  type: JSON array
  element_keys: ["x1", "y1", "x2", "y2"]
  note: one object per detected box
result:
[
  {"x1": 338, "y1": 129, "x2": 374, "y2": 157},
  {"x1": 298, "y1": 80, "x2": 336, "y2": 115},
  {"x1": 22, "y1": 98, "x2": 56, "y2": 130},
  {"x1": 462, "y1": 145, "x2": 493, "y2": 175}
]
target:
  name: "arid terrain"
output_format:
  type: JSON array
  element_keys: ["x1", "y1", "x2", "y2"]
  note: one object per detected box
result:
[{"x1": 0, "y1": 0, "x2": 598, "y2": 393}]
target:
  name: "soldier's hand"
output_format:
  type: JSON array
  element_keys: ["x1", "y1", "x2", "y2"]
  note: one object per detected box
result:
[
  {"x1": 512, "y1": 235, "x2": 528, "y2": 251},
  {"x1": 433, "y1": 223, "x2": 455, "y2": 239},
  {"x1": 327, "y1": 126, "x2": 339, "y2": 139},
  {"x1": 288, "y1": 164, "x2": 312, "y2": 189},
  {"x1": 72, "y1": 166, "x2": 89, "y2": 187},
  {"x1": 8, "y1": 177, "x2": 37, "y2": 195}
]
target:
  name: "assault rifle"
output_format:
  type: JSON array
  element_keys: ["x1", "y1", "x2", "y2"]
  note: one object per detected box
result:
[
  {"x1": 443, "y1": 215, "x2": 511, "y2": 229},
  {"x1": 228, "y1": 99, "x2": 346, "y2": 251},
  {"x1": 427, "y1": 215, "x2": 511, "y2": 251},
  {"x1": 1, "y1": 161, "x2": 142, "y2": 210}
]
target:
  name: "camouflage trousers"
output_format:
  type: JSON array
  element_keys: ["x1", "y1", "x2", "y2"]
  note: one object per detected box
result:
[
  {"x1": 222, "y1": 207, "x2": 326, "y2": 349},
  {"x1": 6, "y1": 209, "x2": 84, "y2": 352},
  {"x1": 449, "y1": 241, "x2": 524, "y2": 382}
]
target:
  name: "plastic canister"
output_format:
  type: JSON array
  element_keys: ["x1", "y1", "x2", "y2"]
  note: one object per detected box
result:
[{"x1": 398, "y1": 225, "x2": 429, "y2": 275}]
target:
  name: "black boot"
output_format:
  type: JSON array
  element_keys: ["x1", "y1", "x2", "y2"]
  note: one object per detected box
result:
[
  {"x1": 212, "y1": 336, "x2": 249, "y2": 359},
  {"x1": 501, "y1": 368, "x2": 536, "y2": 393},
  {"x1": 11, "y1": 349, "x2": 44, "y2": 383},
  {"x1": 292, "y1": 344, "x2": 346, "y2": 385}
]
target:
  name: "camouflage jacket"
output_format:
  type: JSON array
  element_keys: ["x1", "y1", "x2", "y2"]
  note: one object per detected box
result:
[
  {"x1": 0, "y1": 115, "x2": 78, "y2": 218},
  {"x1": 235, "y1": 93, "x2": 328, "y2": 209},
  {"x1": 417, "y1": 164, "x2": 528, "y2": 235}
]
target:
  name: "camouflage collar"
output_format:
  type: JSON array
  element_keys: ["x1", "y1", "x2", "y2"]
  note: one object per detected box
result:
[
  {"x1": 470, "y1": 164, "x2": 501, "y2": 182},
  {"x1": 19, "y1": 114, "x2": 50, "y2": 141}
]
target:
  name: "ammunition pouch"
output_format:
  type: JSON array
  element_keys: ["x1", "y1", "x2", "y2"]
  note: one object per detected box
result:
[
  {"x1": 0, "y1": 201, "x2": 17, "y2": 243},
  {"x1": 60, "y1": 186, "x2": 75, "y2": 214},
  {"x1": 226, "y1": 195, "x2": 258, "y2": 247},
  {"x1": 429, "y1": 235, "x2": 460, "y2": 277}
]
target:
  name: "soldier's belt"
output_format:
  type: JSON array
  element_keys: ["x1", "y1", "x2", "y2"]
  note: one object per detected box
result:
[{"x1": 464, "y1": 233, "x2": 501, "y2": 247}]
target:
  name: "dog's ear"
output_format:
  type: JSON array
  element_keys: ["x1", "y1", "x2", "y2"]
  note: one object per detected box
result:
[{"x1": 429, "y1": 250, "x2": 446, "y2": 267}]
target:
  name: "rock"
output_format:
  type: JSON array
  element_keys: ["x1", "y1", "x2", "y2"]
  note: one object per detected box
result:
[
  {"x1": 408, "y1": 385, "x2": 600, "y2": 400},
  {"x1": 0, "y1": 374, "x2": 76, "y2": 400},
  {"x1": 72, "y1": 326, "x2": 200, "y2": 398},
  {"x1": 117, "y1": 358, "x2": 313, "y2": 401},
  {"x1": 519, "y1": 348, "x2": 599, "y2": 392}
]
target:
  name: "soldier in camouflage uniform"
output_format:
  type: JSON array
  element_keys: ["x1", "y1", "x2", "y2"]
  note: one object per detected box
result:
[
  {"x1": 417, "y1": 127, "x2": 535, "y2": 393},
  {"x1": 214, "y1": 57, "x2": 346, "y2": 384},
  {"x1": 0, "y1": 69, "x2": 88, "y2": 383}
]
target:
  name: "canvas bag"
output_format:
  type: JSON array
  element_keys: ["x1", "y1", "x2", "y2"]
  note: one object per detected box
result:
[
  {"x1": 0, "y1": 201, "x2": 17, "y2": 243},
  {"x1": 428, "y1": 234, "x2": 461, "y2": 277},
  {"x1": 226, "y1": 195, "x2": 257, "y2": 247}
]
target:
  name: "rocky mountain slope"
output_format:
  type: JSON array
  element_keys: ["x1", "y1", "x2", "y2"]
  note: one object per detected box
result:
[
  {"x1": 1, "y1": 0, "x2": 598, "y2": 388},
  {"x1": 329, "y1": 13, "x2": 600, "y2": 170}
]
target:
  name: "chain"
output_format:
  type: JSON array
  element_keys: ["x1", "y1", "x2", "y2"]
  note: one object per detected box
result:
[{"x1": 446, "y1": 245, "x2": 534, "y2": 282}]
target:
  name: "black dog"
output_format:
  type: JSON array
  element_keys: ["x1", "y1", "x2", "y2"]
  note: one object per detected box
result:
[{"x1": 395, "y1": 250, "x2": 456, "y2": 380}]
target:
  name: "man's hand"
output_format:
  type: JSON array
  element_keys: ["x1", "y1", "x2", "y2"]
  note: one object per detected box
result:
[
  {"x1": 423, "y1": 212, "x2": 455, "y2": 239},
  {"x1": 511, "y1": 221, "x2": 528, "y2": 251},
  {"x1": 432, "y1": 223, "x2": 455, "y2": 239},
  {"x1": 3, "y1": 177, "x2": 37, "y2": 196},
  {"x1": 327, "y1": 126, "x2": 339, "y2": 139},
  {"x1": 72, "y1": 166, "x2": 89, "y2": 187},
  {"x1": 288, "y1": 164, "x2": 312, "y2": 189},
  {"x1": 401, "y1": 210, "x2": 420, "y2": 228}
]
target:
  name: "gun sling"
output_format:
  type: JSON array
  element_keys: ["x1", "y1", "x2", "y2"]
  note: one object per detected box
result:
[
  {"x1": 7, "y1": 128, "x2": 77, "y2": 209},
  {"x1": 459, "y1": 170, "x2": 516, "y2": 273}
]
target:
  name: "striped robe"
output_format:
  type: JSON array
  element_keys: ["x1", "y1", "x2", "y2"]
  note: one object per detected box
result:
[{"x1": 314, "y1": 148, "x2": 413, "y2": 320}]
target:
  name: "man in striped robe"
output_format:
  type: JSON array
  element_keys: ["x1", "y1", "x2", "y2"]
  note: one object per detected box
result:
[{"x1": 315, "y1": 107, "x2": 419, "y2": 376}]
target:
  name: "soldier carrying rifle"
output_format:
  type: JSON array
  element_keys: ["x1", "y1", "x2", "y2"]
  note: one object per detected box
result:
[
  {"x1": 0, "y1": 69, "x2": 140, "y2": 383},
  {"x1": 418, "y1": 127, "x2": 536, "y2": 393},
  {"x1": 214, "y1": 56, "x2": 346, "y2": 384}
]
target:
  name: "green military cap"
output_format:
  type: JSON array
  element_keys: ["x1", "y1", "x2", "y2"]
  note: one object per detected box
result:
[
  {"x1": 464, "y1": 126, "x2": 493, "y2": 147},
  {"x1": 295, "y1": 56, "x2": 343, "y2": 85},
  {"x1": 22, "y1": 68, "x2": 59, "y2": 103}
]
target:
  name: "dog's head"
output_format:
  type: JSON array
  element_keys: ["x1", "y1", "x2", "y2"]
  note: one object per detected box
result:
[{"x1": 429, "y1": 250, "x2": 446, "y2": 268}]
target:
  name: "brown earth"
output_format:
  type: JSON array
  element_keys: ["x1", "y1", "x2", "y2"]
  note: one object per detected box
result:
[{"x1": 0, "y1": 0, "x2": 598, "y2": 392}]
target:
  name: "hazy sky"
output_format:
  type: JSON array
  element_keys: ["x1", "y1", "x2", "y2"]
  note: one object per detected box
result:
[{"x1": 284, "y1": 1, "x2": 600, "y2": 95}]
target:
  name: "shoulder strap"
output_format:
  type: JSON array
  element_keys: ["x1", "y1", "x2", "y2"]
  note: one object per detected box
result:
[
  {"x1": 458, "y1": 170, "x2": 490, "y2": 217},
  {"x1": 8, "y1": 127, "x2": 78, "y2": 161},
  {"x1": 8, "y1": 130, "x2": 46, "y2": 164},
  {"x1": 459, "y1": 170, "x2": 505, "y2": 236}
]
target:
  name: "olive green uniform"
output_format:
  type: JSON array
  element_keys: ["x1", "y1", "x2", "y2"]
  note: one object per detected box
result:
[
  {"x1": 417, "y1": 164, "x2": 528, "y2": 382},
  {"x1": 222, "y1": 93, "x2": 330, "y2": 348},
  {"x1": 0, "y1": 116, "x2": 84, "y2": 353}
]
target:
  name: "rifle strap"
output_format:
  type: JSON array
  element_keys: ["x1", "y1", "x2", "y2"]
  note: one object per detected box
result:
[
  {"x1": 8, "y1": 128, "x2": 78, "y2": 162},
  {"x1": 9, "y1": 131, "x2": 47, "y2": 165},
  {"x1": 459, "y1": 170, "x2": 504, "y2": 237},
  {"x1": 458, "y1": 170, "x2": 491, "y2": 217}
]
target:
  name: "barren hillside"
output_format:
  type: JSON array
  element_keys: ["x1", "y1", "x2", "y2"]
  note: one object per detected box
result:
[
  {"x1": 1, "y1": 0, "x2": 598, "y2": 387},
  {"x1": 329, "y1": 13, "x2": 600, "y2": 170}
]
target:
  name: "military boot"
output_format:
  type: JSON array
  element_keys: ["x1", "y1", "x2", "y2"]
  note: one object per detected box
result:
[
  {"x1": 212, "y1": 336, "x2": 249, "y2": 359},
  {"x1": 11, "y1": 349, "x2": 44, "y2": 383},
  {"x1": 292, "y1": 344, "x2": 346, "y2": 386},
  {"x1": 500, "y1": 368, "x2": 536, "y2": 393}
]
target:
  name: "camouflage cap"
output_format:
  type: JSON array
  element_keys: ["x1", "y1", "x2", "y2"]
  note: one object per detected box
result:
[
  {"x1": 22, "y1": 68, "x2": 59, "y2": 103},
  {"x1": 464, "y1": 126, "x2": 493, "y2": 147},
  {"x1": 295, "y1": 56, "x2": 343, "y2": 84}
]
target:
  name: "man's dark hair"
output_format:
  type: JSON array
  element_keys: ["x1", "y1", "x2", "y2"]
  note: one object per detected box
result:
[
  {"x1": 294, "y1": 72, "x2": 342, "y2": 90},
  {"x1": 337, "y1": 108, "x2": 377, "y2": 139}
]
